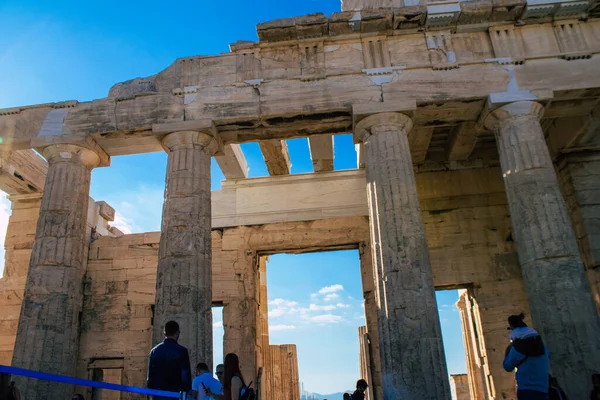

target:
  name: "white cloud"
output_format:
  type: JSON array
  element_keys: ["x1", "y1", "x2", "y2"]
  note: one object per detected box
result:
[
  {"x1": 309, "y1": 304, "x2": 336, "y2": 311},
  {"x1": 270, "y1": 324, "x2": 296, "y2": 332},
  {"x1": 269, "y1": 308, "x2": 286, "y2": 318},
  {"x1": 269, "y1": 298, "x2": 298, "y2": 308},
  {"x1": 310, "y1": 314, "x2": 343, "y2": 324},
  {"x1": 318, "y1": 284, "x2": 344, "y2": 295},
  {"x1": 0, "y1": 192, "x2": 11, "y2": 278},
  {"x1": 324, "y1": 293, "x2": 340, "y2": 302},
  {"x1": 309, "y1": 303, "x2": 350, "y2": 311},
  {"x1": 112, "y1": 211, "x2": 134, "y2": 235},
  {"x1": 97, "y1": 184, "x2": 164, "y2": 233},
  {"x1": 213, "y1": 321, "x2": 223, "y2": 328}
]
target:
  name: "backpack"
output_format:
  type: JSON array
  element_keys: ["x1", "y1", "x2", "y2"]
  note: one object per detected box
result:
[
  {"x1": 240, "y1": 380, "x2": 256, "y2": 400},
  {"x1": 513, "y1": 335, "x2": 545, "y2": 357},
  {"x1": 512, "y1": 335, "x2": 545, "y2": 367}
]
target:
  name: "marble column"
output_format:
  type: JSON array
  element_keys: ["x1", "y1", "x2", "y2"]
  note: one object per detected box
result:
[
  {"x1": 153, "y1": 130, "x2": 218, "y2": 369},
  {"x1": 485, "y1": 101, "x2": 600, "y2": 398},
  {"x1": 355, "y1": 112, "x2": 451, "y2": 400},
  {"x1": 11, "y1": 144, "x2": 103, "y2": 400}
]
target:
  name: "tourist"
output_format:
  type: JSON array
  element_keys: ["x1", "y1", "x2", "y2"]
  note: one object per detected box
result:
[
  {"x1": 548, "y1": 375, "x2": 567, "y2": 400},
  {"x1": 147, "y1": 321, "x2": 192, "y2": 399},
  {"x1": 502, "y1": 313, "x2": 549, "y2": 400},
  {"x1": 591, "y1": 373, "x2": 600, "y2": 400},
  {"x1": 191, "y1": 362, "x2": 222, "y2": 400},
  {"x1": 204, "y1": 353, "x2": 252, "y2": 400},
  {"x1": 216, "y1": 364, "x2": 225, "y2": 385},
  {"x1": 350, "y1": 379, "x2": 368, "y2": 400}
]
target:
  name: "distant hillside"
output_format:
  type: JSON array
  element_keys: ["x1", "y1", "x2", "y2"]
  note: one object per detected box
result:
[{"x1": 301, "y1": 390, "x2": 354, "y2": 400}]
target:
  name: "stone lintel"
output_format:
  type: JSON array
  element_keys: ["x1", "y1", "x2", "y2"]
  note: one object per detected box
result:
[
  {"x1": 215, "y1": 144, "x2": 249, "y2": 179},
  {"x1": 152, "y1": 119, "x2": 216, "y2": 135},
  {"x1": 31, "y1": 133, "x2": 110, "y2": 167},
  {"x1": 0, "y1": 149, "x2": 47, "y2": 195},
  {"x1": 308, "y1": 135, "x2": 334, "y2": 173},
  {"x1": 259, "y1": 140, "x2": 292, "y2": 176},
  {"x1": 488, "y1": 89, "x2": 554, "y2": 107},
  {"x1": 7, "y1": 192, "x2": 44, "y2": 202}
]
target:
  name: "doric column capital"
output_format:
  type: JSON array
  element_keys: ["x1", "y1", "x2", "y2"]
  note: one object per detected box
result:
[
  {"x1": 162, "y1": 130, "x2": 220, "y2": 155},
  {"x1": 42, "y1": 144, "x2": 103, "y2": 169},
  {"x1": 483, "y1": 101, "x2": 545, "y2": 131},
  {"x1": 354, "y1": 112, "x2": 413, "y2": 143}
]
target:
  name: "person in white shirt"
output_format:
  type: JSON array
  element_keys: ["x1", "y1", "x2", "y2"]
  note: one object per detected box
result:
[{"x1": 191, "y1": 362, "x2": 222, "y2": 400}]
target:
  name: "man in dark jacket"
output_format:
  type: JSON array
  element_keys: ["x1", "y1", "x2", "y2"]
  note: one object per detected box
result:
[{"x1": 147, "y1": 321, "x2": 192, "y2": 399}]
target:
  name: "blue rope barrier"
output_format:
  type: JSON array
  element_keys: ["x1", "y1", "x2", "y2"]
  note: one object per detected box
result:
[{"x1": 0, "y1": 364, "x2": 184, "y2": 399}]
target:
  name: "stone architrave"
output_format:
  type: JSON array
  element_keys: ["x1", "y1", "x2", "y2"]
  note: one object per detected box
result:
[
  {"x1": 485, "y1": 101, "x2": 600, "y2": 398},
  {"x1": 153, "y1": 130, "x2": 219, "y2": 370},
  {"x1": 354, "y1": 112, "x2": 451, "y2": 400},
  {"x1": 11, "y1": 144, "x2": 104, "y2": 400}
]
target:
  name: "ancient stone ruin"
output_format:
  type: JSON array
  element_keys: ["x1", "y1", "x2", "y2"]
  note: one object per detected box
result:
[{"x1": 1, "y1": 0, "x2": 600, "y2": 398}]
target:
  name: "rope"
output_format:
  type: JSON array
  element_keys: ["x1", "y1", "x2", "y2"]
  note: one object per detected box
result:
[{"x1": 0, "y1": 364, "x2": 184, "y2": 399}]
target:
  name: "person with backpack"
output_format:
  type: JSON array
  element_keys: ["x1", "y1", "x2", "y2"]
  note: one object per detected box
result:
[
  {"x1": 503, "y1": 313, "x2": 549, "y2": 400},
  {"x1": 204, "y1": 353, "x2": 255, "y2": 400}
]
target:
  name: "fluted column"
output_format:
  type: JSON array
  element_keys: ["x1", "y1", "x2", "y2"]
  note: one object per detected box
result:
[
  {"x1": 485, "y1": 101, "x2": 600, "y2": 398},
  {"x1": 355, "y1": 112, "x2": 451, "y2": 400},
  {"x1": 153, "y1": 130, "x2": 218, "y2": 369},
  {"x1": 12, "y1": 144, "x2": 103, "y2": 400}
]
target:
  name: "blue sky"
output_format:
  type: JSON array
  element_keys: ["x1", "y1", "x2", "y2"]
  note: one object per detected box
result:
[{"x1": 0, "y1": 0, "x2": 466, "y2": 394}]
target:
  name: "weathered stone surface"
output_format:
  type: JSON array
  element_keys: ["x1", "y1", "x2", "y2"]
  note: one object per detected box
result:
[
  {"x1": 356, "y1": 112, "x2": 450, "y2": 400},
  {"x1": 268, "y1": 345, "x2": 299, "y2": 400},
  {"x1": 485, "y1": 101, "x2": 600, "y2": 399},
  {"x1": 456, "y1": 291, "x2": 490, "y2": 400},
  {"x1": 342, "y1": 0, "x2": 404, "y2": 11},
  {"x1": 308, "y1": 135, "x2": 334, "y2": 172},
  {"x1": 11, "y1": 144, "x2": 102, "y2": 400},
  {"x1": 152, "y1": 131, "x2": 219, "y2": 370},
  {"x1": 450, "y1": 374, "x2": 470, "y2": 400},
  {"x1": 258, "y1": 140, "x2": 291, "y2": 176}
]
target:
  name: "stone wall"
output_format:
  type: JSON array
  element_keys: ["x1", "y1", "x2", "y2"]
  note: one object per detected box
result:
[
  {"x1": 74, "y1": 227, "x2": 260, "y2": 398},
  {"x1": 559, "y1": 152, "x2": 600, "y2": 313},
  {"x1": 450, "y1": 374, "x2": 470, "y2": 400},
  {"x1": 0, "y1": 195, "x2": 117, "y2": 366},
  {"x1": 0, "y1": 196, "x2": 41, "y2": 365}
]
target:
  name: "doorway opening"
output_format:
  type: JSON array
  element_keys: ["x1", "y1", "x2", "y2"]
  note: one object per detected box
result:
[
  {"x1": 213, "y1": 305, "x2": 224, "y2": 369},
  {"x1": 265, "y1": 249, "x2": 363, "y2": 399}
]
